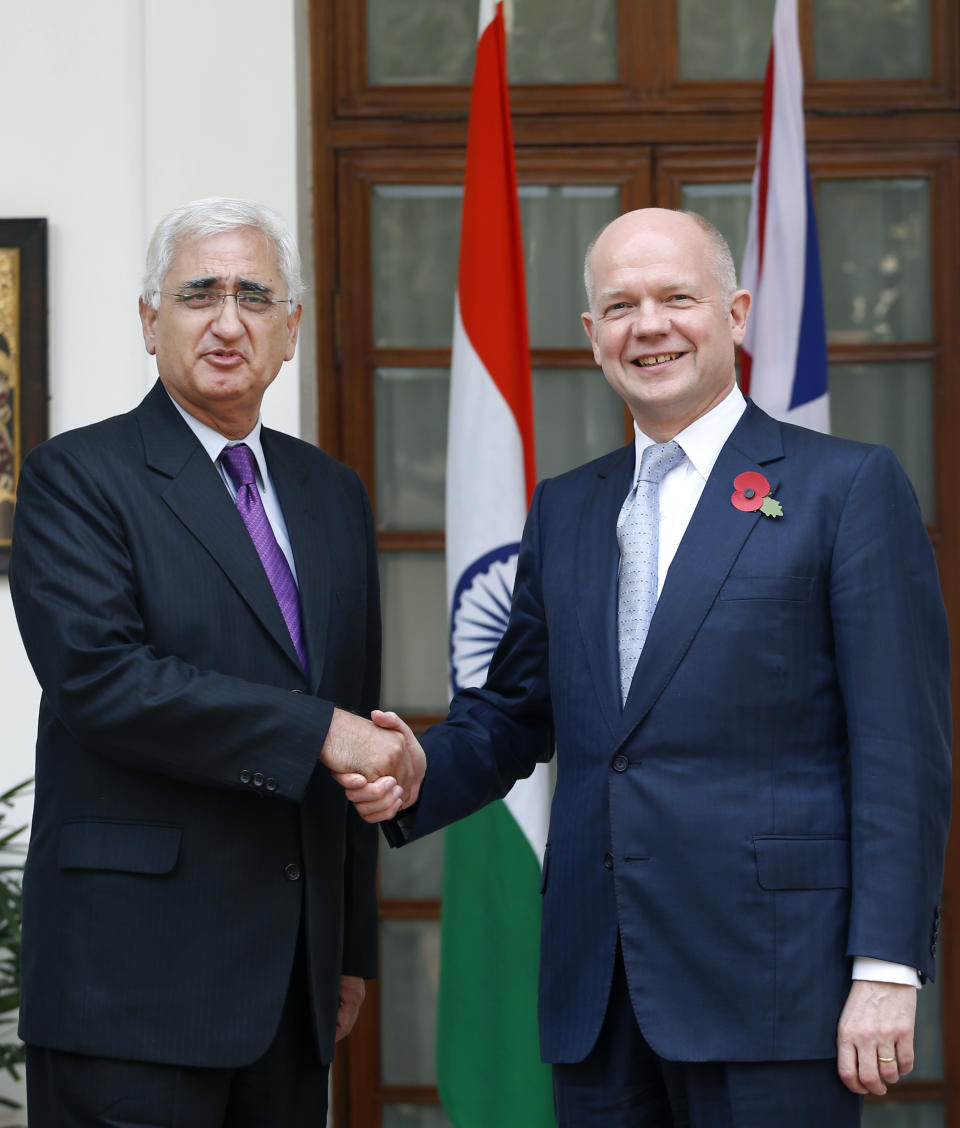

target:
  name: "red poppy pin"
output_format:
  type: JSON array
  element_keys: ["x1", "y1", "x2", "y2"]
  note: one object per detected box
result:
[{"x1": 731, "y1": 471, "x2": 783, "y2": 519}]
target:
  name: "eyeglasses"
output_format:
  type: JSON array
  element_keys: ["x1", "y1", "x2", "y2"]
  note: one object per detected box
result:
[{"x1": 155, "y1": 290, "x2": 291, "y2": 315}]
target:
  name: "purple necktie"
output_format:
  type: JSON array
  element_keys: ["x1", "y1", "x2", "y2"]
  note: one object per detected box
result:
[{"x1": 219, "y1": 443, "x2": 308, "y2": 674}]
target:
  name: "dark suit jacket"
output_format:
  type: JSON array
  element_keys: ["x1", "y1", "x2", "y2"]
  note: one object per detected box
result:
[
  {"x1": 9, "y1": 380, "x2": 380, "y2": 1068},
  {"x1": 390, "y1": 401, "x2": 951, "y2": 1065}
]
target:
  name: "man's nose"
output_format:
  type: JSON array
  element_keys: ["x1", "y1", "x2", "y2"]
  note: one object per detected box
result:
[
  {"x1": 211, "y1": 295, "x2": 245, "y2": 334},
  {"x1": 631, "y1": 301, "x2": 670, "y2": 336}
]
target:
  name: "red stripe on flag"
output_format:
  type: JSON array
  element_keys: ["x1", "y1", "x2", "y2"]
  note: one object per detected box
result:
[
  {"x1": 456, "y1": 5, "x2": 537, "y2": 501},
  {"x1": 757, "y1": 42, "x2": 776, "y2": 277}
]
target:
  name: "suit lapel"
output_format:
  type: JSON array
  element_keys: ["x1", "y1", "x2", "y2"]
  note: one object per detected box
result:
[
  {"x1": 262, "y1": 431, "x2": 332, "y2": 691},
  {"x1": 576, "y1": 444, "x2": 635, "y2": 740},
  {"x1": 136, "y1": 383, "x2": 305, "y2": 676},
  {"x1": 618, "y1": 402, "x2": 785, "y2": 742}
]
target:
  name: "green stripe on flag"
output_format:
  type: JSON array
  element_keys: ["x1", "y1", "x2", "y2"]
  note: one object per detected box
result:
[{"x1": 437, "y1": 800, "x2": 556, "y2": 1126}]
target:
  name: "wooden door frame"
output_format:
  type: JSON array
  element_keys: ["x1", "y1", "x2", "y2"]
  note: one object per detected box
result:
[{"x1": 309, "y1": 2, "x2": 960, "y2": 1122}]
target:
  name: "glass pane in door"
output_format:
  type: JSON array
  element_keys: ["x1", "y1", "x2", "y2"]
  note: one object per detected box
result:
[
  {"x1": 817, "y1": 179, "x2": 931, "y2": 345},
  {"x1": 372, "y1": 184, "x2": 621, "y2": 352},
  {"x1": 829, "y1": 362, "x2": 934, "y2": 523},
  {"x1": 533, "y1": 368, "x2": 625, "y2": 479},
  {"x1": 368, "y1": 0, "x2": 475, "y2": 84},
  {"x1": 814, "y1": 0, "x2": 931, "y2": 79},
  {"x1": 380, "y1": 920, "x2": 442, "y2": 1084},
  {"x1": 367, "y1": 0, "x2": 617, "y2": 85},
  {"x1": 520, "y1": 185, "x2": 620, "y2": 348},
  {"x1": 379, "y1": 830, "x2": 445, "y2": 900},
  {"x1": 680, "y1": 183, "x2": 753, "y2": 275},
  {"x1": 677, "y1": 0, "x2": 775, "y2": 80},
  {"x1": 375, "y1": 368, "x2": 449, "y2": 531},
  {"x1": 383, "y1": 1106, "x2": 454, "y2": 1128},
  {"x1": 376, "y1": 365, "x2": 625, "y2": 525},
  {"x1": 372, "y1": 187, "x2": 462, "y2": 349},
  {"x1": 506, "y1": 0, "x2": 617, "y2": 82},
  {"x1": 380, "y1": 552, "x2": 450, "y2": 713}
]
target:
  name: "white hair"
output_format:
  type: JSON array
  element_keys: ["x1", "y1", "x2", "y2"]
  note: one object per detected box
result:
[{"x1": 142, "y1": 197, "x2": 303, "y2": 309}]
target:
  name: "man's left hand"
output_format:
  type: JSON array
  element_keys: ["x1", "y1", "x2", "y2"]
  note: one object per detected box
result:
[
  {"x1": 836, "y1": 979, "x2": 917, "y2": 1095},
  {"x1": 335, "y1": 975, "x2": 366, "y2": 1042}
]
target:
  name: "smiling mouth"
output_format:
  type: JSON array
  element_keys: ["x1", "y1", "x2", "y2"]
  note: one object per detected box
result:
[{"x1": 632, "y1": 352, "x2": 683, "y2": 368}]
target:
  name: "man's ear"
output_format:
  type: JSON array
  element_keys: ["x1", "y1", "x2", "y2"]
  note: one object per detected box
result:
[
  {"x1": 728, "y1": 289, "x2": 752, "y2": 346},
  {"x1": 139, "y1": 297, "x2": 158, "y2": 356},
  {"x1": 284, "y1": 304, "x2": 303, "y2": 363},
  {"x1": 581, "y1": 311, "x2": 601, "y2": 365}
]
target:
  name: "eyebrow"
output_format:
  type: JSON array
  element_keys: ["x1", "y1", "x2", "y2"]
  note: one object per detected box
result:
[
  {"x1": 597, "y1": 288, "x2": 630, "y2": 304},
  {"x1": 237, "y1": 278, "x2": 272, "y2": 295},
  {"x1": 598, "y1": 280, "x2": 697, "y2": 303},
  {"x1": 177, "y1": 276, "x2": 274, "y2": 295}
]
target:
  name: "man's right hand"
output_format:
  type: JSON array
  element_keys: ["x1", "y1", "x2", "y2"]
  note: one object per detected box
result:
[
  {"x1": 335, "y1": 709, "x2": 426, "y2": 822},
  {"x1": 320, "y1": 708, "x2": 413, "y2": 801}
]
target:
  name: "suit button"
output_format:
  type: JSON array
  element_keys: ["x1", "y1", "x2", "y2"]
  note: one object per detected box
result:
[
  {"x1": 603, "y1": 852, "x2": 614, "y2": 870},
  {"x1": 253, "y1": 772, "x2": 265, "y2": 788},
  {"x1": 239, "y1": 769, "x2": 252, "y2": 784},
  {"x1": 265, "y1": 777, "x2": 278, "y2": 792},
  {"x1": 611, "y1": 754, "x2": 629, "y2": 773},
  {"x1": 284, "y1": 863, "x2": 302, "y2": 882}
]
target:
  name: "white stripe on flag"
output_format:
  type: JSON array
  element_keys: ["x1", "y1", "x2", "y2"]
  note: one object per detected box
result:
[
  {"x1": 447, "y1": 299, "x2": 528, "y2": 615},
  {"x1": 448, "y1": 299, "x2": 550, "y2": 863}
]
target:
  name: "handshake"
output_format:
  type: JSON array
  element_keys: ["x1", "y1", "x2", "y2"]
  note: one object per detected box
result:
[{"x1": 320, "y1": 707, "x2": 426, "y2": 823}]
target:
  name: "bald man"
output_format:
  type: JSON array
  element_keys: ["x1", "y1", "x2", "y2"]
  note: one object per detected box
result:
[{"x1": 344, "y1": 209, "x2": 950, "y2": 1128}]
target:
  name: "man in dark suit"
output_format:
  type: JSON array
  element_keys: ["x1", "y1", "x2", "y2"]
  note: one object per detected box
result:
[
  {"x1": 341, "y1": 208, "x2": 951, "y2": 1127},
  {"x1": 9, "y1": 197, "x2": 415, "y2": 1126}
]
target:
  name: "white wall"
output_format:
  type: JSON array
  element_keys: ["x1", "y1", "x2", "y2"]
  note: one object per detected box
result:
[{"x1": 0, "y1": 1, "x2": 305, "y2": 1114}]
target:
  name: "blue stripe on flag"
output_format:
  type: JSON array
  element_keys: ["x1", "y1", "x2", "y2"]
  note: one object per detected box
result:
[{"x1": 789, "y1": 168, "x2": 829, "y2": 410}]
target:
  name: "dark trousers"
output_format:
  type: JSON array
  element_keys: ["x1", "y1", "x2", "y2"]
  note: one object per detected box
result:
[
  {"x1": 25, "y1": 940, "x2": 329, "y2": 1128},
  {"x1": 552, "y1": 944, "x2": 863, "y2": 1128}
]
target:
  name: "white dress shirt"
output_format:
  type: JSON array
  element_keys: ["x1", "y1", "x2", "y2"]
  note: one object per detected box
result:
[
  {"x1": 166, "y1": 393, "x2": 299, "y2": 582},
  {"x1": 626, "y1": 383, "x2": 919, "y2": 989}
]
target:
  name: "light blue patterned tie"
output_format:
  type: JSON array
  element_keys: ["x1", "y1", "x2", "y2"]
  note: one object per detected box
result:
[{"x1": 617, "y1": 440, "x2": 685, "y2": 703}]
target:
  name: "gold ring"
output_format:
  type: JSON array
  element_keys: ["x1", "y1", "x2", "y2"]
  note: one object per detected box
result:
[{"x1": 877, "y1": 1055, "x2": 897, "y2": 1063}]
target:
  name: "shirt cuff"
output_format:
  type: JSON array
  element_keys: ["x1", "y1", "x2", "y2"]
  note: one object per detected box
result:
[{"x1": 851, "y1": 956, "x2": 921, "y2": 989}]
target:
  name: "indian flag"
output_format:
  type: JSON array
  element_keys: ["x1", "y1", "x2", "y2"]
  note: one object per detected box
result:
[{"x1": 438, "y1": 1, "x2": 554, "y2": 1124}]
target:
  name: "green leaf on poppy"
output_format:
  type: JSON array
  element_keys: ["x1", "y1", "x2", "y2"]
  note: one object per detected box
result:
[{"x1": 760, "y1": 496, "x2": 783, "y2": 518}]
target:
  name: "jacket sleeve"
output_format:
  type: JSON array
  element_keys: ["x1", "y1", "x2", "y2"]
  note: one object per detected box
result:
[
  {"x1": 10, "y1": 437, "x2": 335, "y2": 804},
  {"x1": 832, "y1": 445, "x2": 951, "y2": 979},
  {"x1": 393, "y1": 480, "x2": 555, "y2": 845}
]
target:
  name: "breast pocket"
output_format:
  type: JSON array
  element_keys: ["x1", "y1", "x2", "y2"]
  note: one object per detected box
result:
[{"x1": 718, "y1": 575, "x2": 814, "y2": 602}]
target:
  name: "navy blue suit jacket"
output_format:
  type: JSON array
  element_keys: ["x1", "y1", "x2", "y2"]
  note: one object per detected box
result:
[
  {"x1": 9, "y1": 380, "x2": 380, "y2": 1067},
  {"x1": 392, "y1": 401, "x2": 951, "y2": 1065}
]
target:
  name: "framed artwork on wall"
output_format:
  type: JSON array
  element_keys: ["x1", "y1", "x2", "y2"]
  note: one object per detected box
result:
[{"x1": 0, "y1": 219, "x2": 48, "y2": 572}]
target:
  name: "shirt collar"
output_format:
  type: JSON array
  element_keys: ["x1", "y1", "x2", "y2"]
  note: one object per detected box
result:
[
  {"x1": 165, "y1": 390, "x2": 268, "y2": 482},
  {"x1": 631, "y1": 383, "x2": 747, "y2": 486}
]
